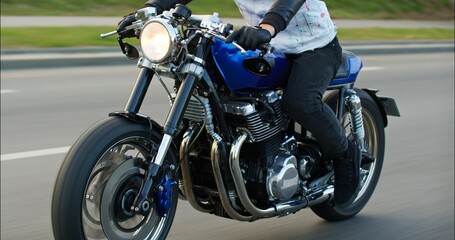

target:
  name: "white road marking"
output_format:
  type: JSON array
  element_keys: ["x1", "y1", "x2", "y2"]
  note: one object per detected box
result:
[
  {"x1": 362, "y1": 66, "x2": 385, "y2": 71},
  {"x1": 1, "y1": 89, "x2": 18, "y2": 94},
  {"x1": 1, "y1": 146, "x2": 70, "y2": 161}
]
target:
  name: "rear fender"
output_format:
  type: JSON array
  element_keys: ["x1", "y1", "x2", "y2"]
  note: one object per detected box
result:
[{"x1": 362, "y1": 89, "x2": 400, "y2": 128}]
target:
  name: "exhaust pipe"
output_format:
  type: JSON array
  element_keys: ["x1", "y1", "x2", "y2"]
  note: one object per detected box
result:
[
  {"x1": 229, "y1": 132, "x2": 308, "y2": 219},
  {"x1": 211, "y1": 131, "x2": 335, "y2": 220},
  {"x1": 211, "y1": 141, "x2": 252, "y2": 221},
  {"x1": 179, "y1": 125, "x2": 213, "y2": 213}
]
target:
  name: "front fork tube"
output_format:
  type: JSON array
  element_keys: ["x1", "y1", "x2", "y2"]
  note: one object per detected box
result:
[
  {"x1": 131, "y1": 74, "x2": 198, "y2": 214},
  {"x1": 125, "y1": 67, "x2": 154, "y2": 113},
  {"x1": 125, "y1": 66, "x2": 182, "y2": 168},
  {"x1": 132, "y1": 38, "x2": 209, "y2": 213}
]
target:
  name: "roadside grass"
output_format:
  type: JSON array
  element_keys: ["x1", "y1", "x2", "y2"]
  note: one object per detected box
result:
[
  {"x1": 1, "y1": 27, "x2": 453, "y2": 49},
  {"x1": 327, "y1": 0, "x2": 455, "y2": 20},
  {"x1": 1, "y1": 27, "x2": 122, "y2": 49},
  {"x1": 1, "y1": 0, "x2": 454, "y2": 19},
  {"x1": 0, "y1": 0, "x2": 242, "y2": 17},
  {"x1": 337, "y1": 28, "x2": 455, "y2": 42}
]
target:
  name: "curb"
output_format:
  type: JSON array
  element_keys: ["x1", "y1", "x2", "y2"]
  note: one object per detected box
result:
[
  {"x1": 1, "y1": 47, "x2": 131, "y2": 70},
  {"x1": 343, "y1": 40, "x2": 454, "y2": 55},
  {"x1": 1, "y1": 41, "x2": 453, "y2": 70},
  {"x1": 1, "y1": 55, "x2": 134, "y2": 71}
]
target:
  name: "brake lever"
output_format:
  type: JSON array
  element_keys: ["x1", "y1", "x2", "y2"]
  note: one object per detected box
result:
[
  {"x1": 231, "y1": 42, "x2": 247, "y2": 55},
  {"x1": 213, "y1": 34, "x2": 247, "y2": 54},
  {"x1": 220, "y1": 28, "x2": 273, "y2": 55}
]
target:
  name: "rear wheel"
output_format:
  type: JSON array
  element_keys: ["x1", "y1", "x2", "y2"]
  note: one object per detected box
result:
[
  {"x1": 52, "y1": 116, "x2": 178, "y2": 239},
  {"x1": 311, "y1": 88, "x2": 385, "y2": 221}
]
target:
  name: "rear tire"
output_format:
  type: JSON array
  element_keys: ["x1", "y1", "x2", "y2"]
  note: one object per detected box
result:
[
  {"x1": 311, "y1": 88, "x2": 385, "y2": 221},
  {"x1": 52, "y1": 116, "x2": 178, "y2": 239}
]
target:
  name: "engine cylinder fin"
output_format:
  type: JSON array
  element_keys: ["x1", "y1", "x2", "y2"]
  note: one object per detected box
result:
[
  {"x1": 183, "y1": 97, "x2": 206, "y2": 122},
  {"x1": 223, "y1": 91, "x2": 286, "y2": 143}
]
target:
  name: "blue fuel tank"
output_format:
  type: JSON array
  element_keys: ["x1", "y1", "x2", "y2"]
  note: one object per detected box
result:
[{"x1": 211, "y1": 39, "x2": 362, "y2": 93}]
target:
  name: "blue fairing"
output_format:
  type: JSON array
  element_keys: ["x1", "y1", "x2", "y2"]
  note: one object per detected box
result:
[{"x1": 211, "y1": 39, "x2": 362, "y2": 93}]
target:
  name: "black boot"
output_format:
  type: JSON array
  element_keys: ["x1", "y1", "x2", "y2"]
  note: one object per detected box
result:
[{"x1": 334, "y1": 140, "x2": 361, "y2": 206}]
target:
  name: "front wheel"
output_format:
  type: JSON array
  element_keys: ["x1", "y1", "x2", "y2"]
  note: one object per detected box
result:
[
  {"x1": 311, "y1": 88, "x2": 385, "y2": 221},
  {"x1": 52, "y1": 116, "x2": 179, "y2": 240}
]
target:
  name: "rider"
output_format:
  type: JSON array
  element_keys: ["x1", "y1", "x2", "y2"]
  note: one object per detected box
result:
[{"x1": 118, "y1": 0, "x2": 361, "y2": 206}]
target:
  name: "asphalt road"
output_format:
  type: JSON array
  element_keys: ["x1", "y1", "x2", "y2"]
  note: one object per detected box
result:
[{"x1": 1, "y1": 52, "x2": 454, "y2": 240}]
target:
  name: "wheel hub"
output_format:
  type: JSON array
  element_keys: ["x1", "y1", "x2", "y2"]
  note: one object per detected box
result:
[
  {"x1": 100, "y1": 158, "x2": 159, "y2": 240},
  {"x1": 117, "y1": 188, "x2": 138, "y2": 220}
]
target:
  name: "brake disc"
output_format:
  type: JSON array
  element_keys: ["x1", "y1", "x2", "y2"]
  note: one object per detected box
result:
[{"x1": 100, "y1": 158, "x2": 161, "y2": 240}]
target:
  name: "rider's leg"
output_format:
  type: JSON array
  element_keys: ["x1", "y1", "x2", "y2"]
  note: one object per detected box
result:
[{"x1": 282, "y1": 37, "x2": 360, "y2": 205}]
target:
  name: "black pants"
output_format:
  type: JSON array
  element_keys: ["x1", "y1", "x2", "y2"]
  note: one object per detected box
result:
[{"x1": 283, "y1": 37, "x2": 347, "y2": 158}]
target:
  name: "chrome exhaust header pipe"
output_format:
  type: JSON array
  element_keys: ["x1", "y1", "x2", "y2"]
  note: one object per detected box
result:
[
  {"x1": 228, "y1": 132, "x2": 309, "y2": 219},
  {"x1": 179, "y1": 125, "x2": 213, "y2": 213},
  {"x1": 211, "y1": 141, "x2": 252, "y2": 221},
  {"x1": 211, "y1": 131, "x2": 335, "y2": 220}
]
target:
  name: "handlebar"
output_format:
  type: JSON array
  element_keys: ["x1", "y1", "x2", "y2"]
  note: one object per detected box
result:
[
  {"x1": 100, "y1": 30, "x2": 118, "y2": 39},
  {"x1": 100, "y1": 12, "x2": 274, "y2": 55}
]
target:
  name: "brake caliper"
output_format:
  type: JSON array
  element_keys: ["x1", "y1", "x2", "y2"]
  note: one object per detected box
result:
[{"x1": 156, "y1": 174, "x2": 175, "y2": 217}]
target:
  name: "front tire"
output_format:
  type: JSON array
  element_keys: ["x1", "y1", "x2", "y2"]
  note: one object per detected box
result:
[
  {"x1": 52, "y1": 116, "x2": 178, "y2": 239},
  {"x1": 311, "y1": 88, "x2": 385, "y2": 221}
]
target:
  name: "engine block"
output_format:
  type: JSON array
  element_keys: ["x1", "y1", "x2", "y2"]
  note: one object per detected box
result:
[
  {"x1": 183, "y1": 91, "x2": 297, "y2": 204},
  {"x1": 223, "y1": 91, "x2": 286, "y2": 142},
  {"x1": 224, "y1": 91, "x2": 297, "y2": 203}
]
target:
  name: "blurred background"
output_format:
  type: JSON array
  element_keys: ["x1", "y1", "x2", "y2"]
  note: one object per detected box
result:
[
  {"x1": 1, "y1": 1, "x2": 454, "y2": 240},
  {"x1": 1, "y1": 0, "x2": 454, "y2": 49}
]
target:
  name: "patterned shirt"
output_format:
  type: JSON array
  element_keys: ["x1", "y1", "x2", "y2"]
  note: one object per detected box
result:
[{"x1": 233, "y1": 0, "x2": 337, "y2": 54}]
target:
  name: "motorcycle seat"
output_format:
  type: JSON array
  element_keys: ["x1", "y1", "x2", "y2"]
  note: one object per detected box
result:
[{"x1": 334, "y1": 50, "x2": 356, "y2": 79}]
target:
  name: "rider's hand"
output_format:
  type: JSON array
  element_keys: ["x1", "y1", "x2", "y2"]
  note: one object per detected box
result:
[
  {"x1": 226, "y1": 26, "x2": 272, "y2": 51},
  {"x1": 117, "y1": 13, "x2": 137, "y2": 38}
]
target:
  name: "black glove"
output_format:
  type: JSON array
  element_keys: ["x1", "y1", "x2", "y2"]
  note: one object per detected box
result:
[
  {"x1": 117, "y1": 13, "x2": 137, "y2": 38},
  {"x1": 225, "y1": 26, "x2": 272, "y2": 51}
]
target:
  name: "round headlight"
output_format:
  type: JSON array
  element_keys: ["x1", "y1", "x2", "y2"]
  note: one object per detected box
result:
[{"x1": 140, "y1": 19, "x2": 179, "y2": 63}]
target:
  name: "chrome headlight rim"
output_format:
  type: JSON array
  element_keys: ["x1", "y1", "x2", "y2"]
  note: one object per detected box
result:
[{"x1": 140, "y1": 18, "x2": 180, "y2": 63}]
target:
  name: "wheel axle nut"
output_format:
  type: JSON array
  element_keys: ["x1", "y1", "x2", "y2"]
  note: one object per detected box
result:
[{"x1": 142, "y1": 201, "x2": 150, "y2": 212}]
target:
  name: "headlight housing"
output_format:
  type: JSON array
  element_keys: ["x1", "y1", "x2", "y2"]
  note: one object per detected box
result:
[{"x1": 140, "y1": 19, "x2": 180, "y2": 63}]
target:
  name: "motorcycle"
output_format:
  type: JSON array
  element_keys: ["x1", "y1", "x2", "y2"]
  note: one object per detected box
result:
[{"x1": 52, "y1": 5, "x2": 400, "y2": 240}]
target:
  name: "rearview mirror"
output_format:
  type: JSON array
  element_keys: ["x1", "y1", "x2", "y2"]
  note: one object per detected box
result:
[{"x1": 123, "y1": 43, "x2": 140, "y2": 60}]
